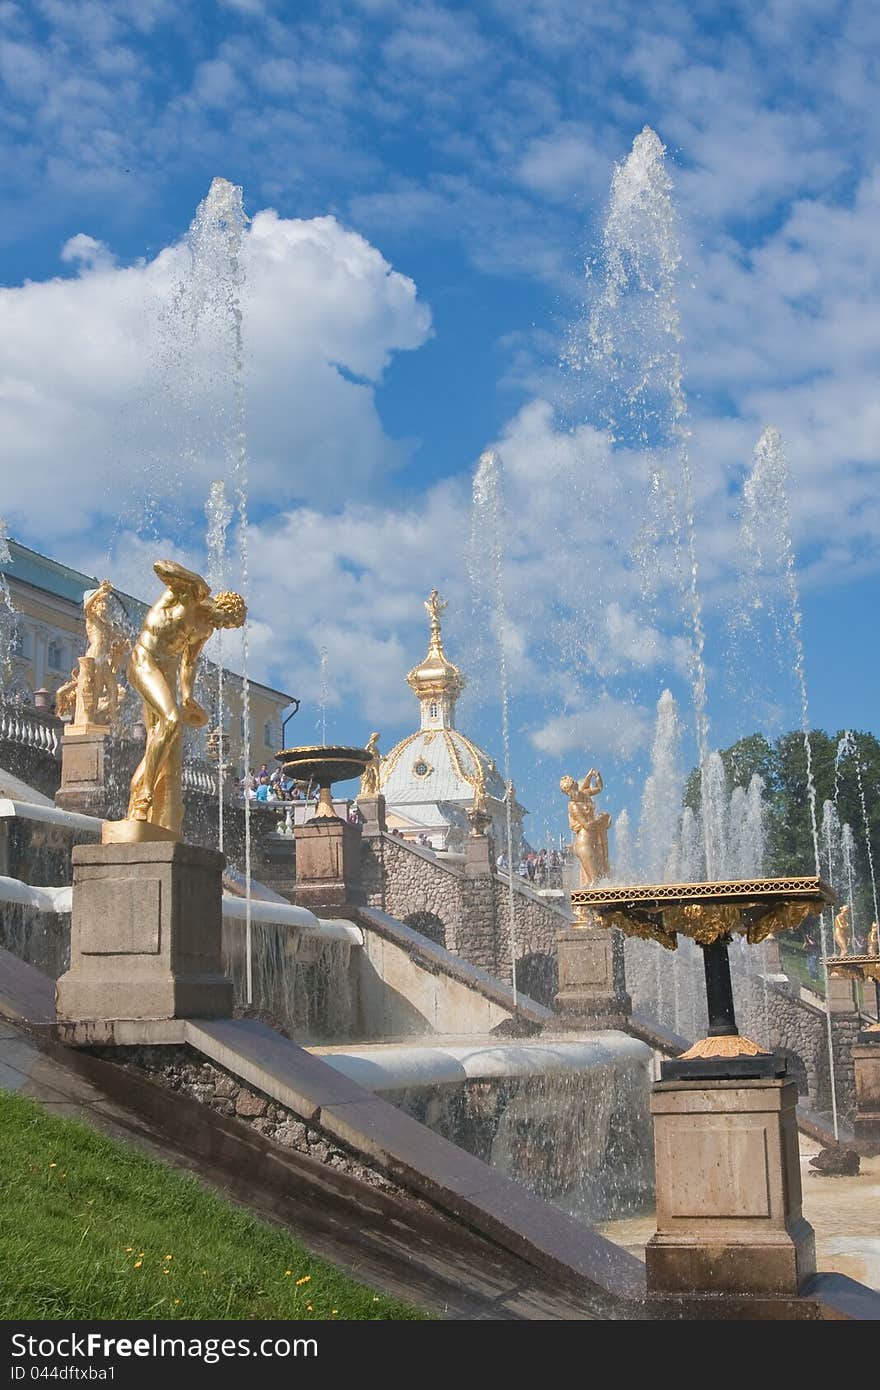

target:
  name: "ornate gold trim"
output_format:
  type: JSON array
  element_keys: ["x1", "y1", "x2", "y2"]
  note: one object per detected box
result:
[
  {"x1": 823, "y1": 955, "x2": 880, "y2": 983},
  {"x1": 575, "y1": 876, "x2": 834, "y2": 951},
  {"x1": 573, "y1": 875, "x2": 834, "y2": 907}
]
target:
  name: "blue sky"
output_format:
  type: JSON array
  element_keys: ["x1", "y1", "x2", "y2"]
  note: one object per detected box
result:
[{"x1": 1, "y1": 0, "x2": 879, "y2": 849}]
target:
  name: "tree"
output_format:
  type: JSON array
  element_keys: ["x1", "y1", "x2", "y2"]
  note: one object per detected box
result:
[{"x1": 685, "y1": 728, "x2": 880, "y2": 944}]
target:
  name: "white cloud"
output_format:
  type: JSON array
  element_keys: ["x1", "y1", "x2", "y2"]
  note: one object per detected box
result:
[
  {"x1": 60, "y1": 232, "x2": 117, "y2": 270},
  {"x1": 0, "y1": 205, "x2": 431, "y2": 539},
  {"x1": 530, "y1": 695, "x2": 652, "y2": 761}
]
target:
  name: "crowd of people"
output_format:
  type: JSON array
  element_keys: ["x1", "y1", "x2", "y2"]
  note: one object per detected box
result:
[
  {"x1": 496, "y1": 847, "x2": 564, "y2": 887},
  {"x1": 239, "y1": 764, "x2": 307, "y2": 803}
]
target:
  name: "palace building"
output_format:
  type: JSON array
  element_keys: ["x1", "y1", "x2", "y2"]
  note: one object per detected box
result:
[{"x1": 378, "y1": 589, "x2": 526, "y2": 852}]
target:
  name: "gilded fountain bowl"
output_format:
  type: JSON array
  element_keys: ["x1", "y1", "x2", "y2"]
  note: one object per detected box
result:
[{"x1": 275, "y1": 744, "x2": 372, "y2": 785}]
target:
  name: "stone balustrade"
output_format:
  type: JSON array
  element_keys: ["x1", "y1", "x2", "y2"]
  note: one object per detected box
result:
[{"x1": 0, "y1": 700, "x2": 61, "y2": 757}]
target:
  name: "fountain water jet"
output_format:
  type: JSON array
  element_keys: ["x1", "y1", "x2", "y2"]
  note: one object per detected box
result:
[
  {"x1": 205, "y1": 480, "x2": 234, "y2": 851},
  {"x1": 187, "y1": 177, "x2": 255, "y2": 1004},
  {"x1": 836, "y1": 731, "x2": 880, "y2": 941},
  {"x1": 576, "y1": 128, "x2": 718, "y2": 879},
  {"x1": 740, "y1": 425, "x2": 838, "y2": 1136},
  {"x1": 470, "y1": 450, "x2": 519, "y2": 1002},
  {"x1": 0, "y1": 519, "x2": 16, "y2": 700}
]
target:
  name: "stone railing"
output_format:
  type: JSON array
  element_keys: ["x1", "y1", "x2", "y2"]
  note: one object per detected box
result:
[
  {"x1": 182, "y1": 763, "x2": 218, "y2": 797},
  {"x1": 0, "y1": 702, "x2": 61, "y2": 757}
]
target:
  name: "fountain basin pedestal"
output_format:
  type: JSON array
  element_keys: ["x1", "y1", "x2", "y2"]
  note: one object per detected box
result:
[
  {"x1": 574, "y1": 877, "x2": 833, "y2": 1296},
  {"x1": 276, "y1": 744, "x2": 372, "y2": 910},
  {"x1": 852, "y1": 1037, "x2": 880, "y2": 1154},
  {"x1": 646, "y1": 1074, "x2": 815, "y2": 1296},
  {"x1": 55, "y1": 840, "x2": 232, "y2": 1042},
  {"x1": 293, "y1": 820, "x2": 364, "y2": 909},
  {"x1": 551, "y1": 921, "x2": 630, "y2": 1031}
]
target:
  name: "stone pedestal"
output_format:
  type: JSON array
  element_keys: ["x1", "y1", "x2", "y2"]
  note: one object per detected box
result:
[
  {"x1": 55, "y1": 841, "x2": 232, "y2": 1026},
  {"x1": 293, "y1": 818, "x2": 364, "y2": 909},
  {"x1": 645, "y1": 1076, "x2": 815, "y2": 1296},
  {"x1": 357, "y1": 794, "x2": 387, "y2": 836},
  {"x1": 852, "y1": 1037, "x2": 880, "y2": 1153},
  {"x1": 828, "y1": 973, "x2": 858, "y2": 1013},
  {"x1": 465, "y1": 831, "x2": 494, "y2": 877},
  {"x1": 56, "y1": 728, "x2": 110, "y2": 818},
  {"x1": 551, "y1": 922, "x2": 630, "y2": 1030}
]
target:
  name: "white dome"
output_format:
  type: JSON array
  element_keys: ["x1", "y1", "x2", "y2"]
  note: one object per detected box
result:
[{"x1": 380, "y1": 727, "x2": 507, "y2": 806}]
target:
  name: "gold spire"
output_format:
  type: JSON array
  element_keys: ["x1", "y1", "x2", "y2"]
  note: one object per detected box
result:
[{"x1": 405, "y1": 588, "x2": 465, "y2": 706}]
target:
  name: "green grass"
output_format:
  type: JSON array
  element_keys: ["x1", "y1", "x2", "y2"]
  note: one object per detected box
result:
[{"x1": 0, "y1": 1089, "x2": 425, "y2": 1320}]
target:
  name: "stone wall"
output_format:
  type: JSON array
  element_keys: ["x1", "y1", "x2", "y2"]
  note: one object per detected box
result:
[
  {"x1": 360, "y1": 831, "x2": 567, "y2": 1000},
  {"x1": 100, "y1": 1045, "x2": 409, "y2": 1195}
]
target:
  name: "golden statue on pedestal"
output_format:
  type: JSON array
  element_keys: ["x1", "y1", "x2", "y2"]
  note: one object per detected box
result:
[
  {"x1": 833, "y1": 904, "x2": 852, "y2": 956},
  {"x1": 57, "y1": 579, "x2": 129, "y2": 730},
  {"x1": 103, "y1": 560, "x2": 246, "y2": 844},
  {"x1": 359, "y1": 732, "x2": 382, "y2": 796},
  {"x1": 560, "y1": 768, "x2": 611, "y2": 888},
  {"x1": 868, "y1": 921, "x2": 879, "y2": 957}
]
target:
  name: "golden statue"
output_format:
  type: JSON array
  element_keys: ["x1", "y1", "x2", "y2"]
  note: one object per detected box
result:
[
  {"x1": 467, "y1": 775, "x2": 492, "y2": 837},
  {"x1": 60, "y1": 579, "x2": 129, "y2": 731},
  {"x1": 360, "y1": 732, "x2": 382, "y2": 796},
  {"x1": 103, "y1": 560, "x2": 245, "y2": 844},
  {"x1": 868, "y1": 921, "x2": 879, "y2": 957},
  {"x1": 560, "y1": 768, "x2": 611, "y2": 887},
  {"x1": 833, "y1": 904, "x2": 851, "y2": 957}
]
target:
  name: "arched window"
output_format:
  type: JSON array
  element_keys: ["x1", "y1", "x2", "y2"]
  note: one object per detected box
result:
[{"x1": 47, "y1": 639, "x2": 64, "y2": 670}]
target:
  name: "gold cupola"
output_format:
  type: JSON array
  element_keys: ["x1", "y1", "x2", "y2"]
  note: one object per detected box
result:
[{"x1": 405, "y1": 588, "x2": 465, "y2": 730}]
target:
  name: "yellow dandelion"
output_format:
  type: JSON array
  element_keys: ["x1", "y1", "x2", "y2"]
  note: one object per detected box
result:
[
  {"x1": 164, "y1": 1254, "x2": 172, "y2": 1261},
  {"x1": 125, "y1": 1247, "x2": 133, "y2": 1253},
  {"x1": 174, "y1": 1300, "x2": 181, "y2": 1306},
  {"x1": 331, "y1": 1309, "x2": 338, "y2": 1316},
  {"x1": 295, "y1": 1276, "x2": 311, "y2": 1286},
  {"x1": 133, "y1": 1260, "x2": 143, "y2": 1269},
  {"x1": 306, "y1": 1304, "x2": 313, "y2": 1312},
  {"x1": 163, "y1": 1270, "x2": 171, "y2": 1276},
  {"x1": 284, "y1": 1270, "x2": 292, "y2": 1277},
  {"x1": 48, "y1": 1163, "x2": 57, "y2": 1168}
]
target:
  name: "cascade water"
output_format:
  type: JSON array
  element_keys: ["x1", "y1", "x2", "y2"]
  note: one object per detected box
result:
[{"x1": 470, "y1": 450, "x2": 519, "y2": 1002}]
